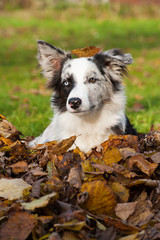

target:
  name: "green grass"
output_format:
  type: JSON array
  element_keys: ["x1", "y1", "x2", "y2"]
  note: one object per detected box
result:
[{"x1": 0, "y1": 5, "x2": 160, "y2": 137}]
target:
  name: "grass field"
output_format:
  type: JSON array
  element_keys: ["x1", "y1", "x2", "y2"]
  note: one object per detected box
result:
[{"x1": 0, "y1": 4, "x2": 160, "y2": 138}]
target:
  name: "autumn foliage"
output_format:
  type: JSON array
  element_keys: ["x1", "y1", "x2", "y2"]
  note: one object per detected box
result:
[{"x1": 1, "y1": 114, "x2": 160, "y2": 240}]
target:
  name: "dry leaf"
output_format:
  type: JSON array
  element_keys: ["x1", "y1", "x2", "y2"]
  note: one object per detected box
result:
[
  {"x1": 150, "y1": 152, "x2": 160, "y2": 164},
  {"x1": 21, "y1": 192, "x2": 58, "y2": 210},
  {"x1": 127, "y1": 200, "x2": 154, "y2": 226},
  {"x1": 71, "y1": 46, "x2": 101, "y2": 58},
  {"x1": 0, "y1": 212, "x2": 36, "y2": 240},
  {"x1": 54, "y1": 220, "x2": 86, "y2": 231},
  {"x1": 119, "y1": 233, "x2": 139, "y2": 240},
  {"x1": 51, "y1": 136, "x2": 76, "y2": 154},
  {"x1": 103, "y1": 147, "x2": 122, "y2": 166},
  {"x1": 119, "y1": 147, "x2": 137, "y2": 159},
  {"x1": 0, "y1": 178, "x2": 31, "y2": 200},
  {"x1": 115, "y1": 202, "x2": 137, "y2": 221},
  {"x1": 11, "y1": 161, "x2": 28, "y2": 174},
  {"x1": 128, "y1": 154, "x2": 158, "y2": 176},
  {"x1": 0, "y1": 118, "x2": 21, "y2": 139},
  {"x1": 104, "y1": 215, "x2": 140, "y2": 233},
  {"x1": 112, "y1": 163, "x2": 137, "y2": 178},
  {"x1": 110, "y1": 182, "x2": 129, "y2": 202},
  {"x1": 78, "y1": 180, "x2": 117, "y2": 215},
  {"x1": 67, "y1": 167, "x2": 82, "y2": 189}
]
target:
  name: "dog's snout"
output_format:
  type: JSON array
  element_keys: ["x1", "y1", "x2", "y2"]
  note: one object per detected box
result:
[{"x1": 68, "y1": 98, "x2": 82, "y2": 110}]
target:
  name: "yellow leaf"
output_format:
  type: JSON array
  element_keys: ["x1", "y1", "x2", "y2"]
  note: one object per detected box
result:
[
  {"x1": 110, "y1": 182, "x2": 129, "y2": 203},
  {"x1": 78, "y1": 180, "x2": 117, "y2": 215},
  {"x1": 71, "y1": 46, "x2": 101, "y2": 58},
  {"x1": 51, "y1": 136, "x2": 76, "y2": 154},
  {"x1": 54, "y1": 220, "x2": 86, "y2": 231},
  {"x1": 21, "y1": 192, "x2": 58, "y2": 210},
  {"x1": 103, "y1": 147, "x2": 122, "y2": 166}
]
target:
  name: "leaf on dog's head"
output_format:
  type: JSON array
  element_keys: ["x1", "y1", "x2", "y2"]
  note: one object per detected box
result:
[{"x1": 71, "y1": 46, "x2": 102, "y2": 58}]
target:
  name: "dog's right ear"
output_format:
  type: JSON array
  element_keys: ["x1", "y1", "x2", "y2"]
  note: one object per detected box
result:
[{"x1": 37, "y1": 40, "x2": 71, "y2": 88}]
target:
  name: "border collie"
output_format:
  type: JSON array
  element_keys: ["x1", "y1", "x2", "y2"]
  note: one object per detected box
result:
[{"x1": 29, "y1": 40, "x2": 136, "y2": 152}]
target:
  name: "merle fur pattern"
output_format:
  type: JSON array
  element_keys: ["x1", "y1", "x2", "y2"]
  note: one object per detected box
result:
[{"x1": 29, "y1": 40, "x2": 136, "y2": 152}]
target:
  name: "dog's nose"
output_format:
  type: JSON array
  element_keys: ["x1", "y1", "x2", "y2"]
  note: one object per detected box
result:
[{"x1": 68, "y1": 98, "x2": 82, "y2": 110}]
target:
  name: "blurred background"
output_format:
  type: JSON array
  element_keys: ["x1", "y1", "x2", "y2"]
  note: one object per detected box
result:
[{"x1": 0, "y1": 0, "x2": 160, "y2": 137}]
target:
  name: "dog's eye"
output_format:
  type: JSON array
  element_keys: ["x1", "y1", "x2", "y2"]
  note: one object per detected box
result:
[
  {"x1": 63, "y1": 80, "x2": 70, "y2": 86},
  {"x1": 89, "y1": 77, "x2": 97, "y2": 83}
]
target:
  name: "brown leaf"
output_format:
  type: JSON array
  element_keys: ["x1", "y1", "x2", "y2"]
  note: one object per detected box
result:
[
  {"x1": 102, "y1": 135, "x2": 138, "y2": 153},
  {"x1": 51, "y1": 136, "x2": 76, "y2": 155},
  {"x1": 71, "y1": 46, "x2": 101, "y2": 58},
  {"x1": 0, "y1": 119, "x2": 21, "y2": 140},
  {"x1": 78, "y1": 180, "x2": 117, "y2": 215},
  {"x1": 103, "y1": 216, "x2": 140, "y2": 233},
  {"x1": 11, "y1": 161, "x2": 28, "y2": 175},
  {"x1": 119, "y1": 148, "x2": 137, "y2": 159},
  {"x1": 115, "y1": 202, "x2": 137, "y2": 221},
  {"x1": 0, "y1": 212, "x2": 36, "y2": 240},
  {"x1": 118, "y1": 233, "x2": 139, "y2": 240},
  {"x1": 67, "y1": 167, "x2": 82, "y2": 189},
  {"x1": 112, "y1": 163, "x2": 137, "y2": 178},
  {"x1": 91, "y1": 163, "x2": 114, "y2": 174},
  {"x1": 127, "y1": 201, "x2": 154, "y2": 226},
  {"x1": 128, "y1": 154, "x2": 158, "y2": 176},
  {"x1": 131, "y1": 102, "x2": 145, "y2": 112},
  {"x1": 126, "y1": 179, "x2": 160, "y2": 188},
  {"x1": 150, "y1": 152, "x2": 160, "y2": 164}
]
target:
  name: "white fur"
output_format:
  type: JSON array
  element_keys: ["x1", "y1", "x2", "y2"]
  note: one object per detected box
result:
[{"x1": 29, "y1": 91, "x2": 126, "y2": 152}]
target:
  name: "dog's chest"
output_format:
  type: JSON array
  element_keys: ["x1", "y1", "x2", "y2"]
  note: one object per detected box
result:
[{"x1": 55, "y1": 109, "x2": 124, "y2": 152}]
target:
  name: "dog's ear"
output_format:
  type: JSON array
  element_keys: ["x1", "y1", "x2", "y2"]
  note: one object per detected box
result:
[
  {"x1": 94, "y1": 49, "x2": 133, "y2": 80},
  {"x1": 37, "y1": 40, "x2": 71, "y2": 88}
]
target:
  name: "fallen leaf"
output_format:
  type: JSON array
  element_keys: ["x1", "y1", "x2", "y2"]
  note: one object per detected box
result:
[
  {"x1": 128, "y1": 154, "x2": 158, "y2": 176},
  {"x1": 126, "y1": 179, "x2": 160, "y2": 188},
  {"x1": 119, "y1": 147, "x2": 137, "y2": 159},
  {"x1": 51, "y1": 136, "x2": 76, "y2": 154},
  {"x1": 110, "y1": 182, "x2": 129, "y2": 202},
  {"x1": 131, "y1": 102, "x2": 145, "y2": 112},
  {"x1": 0, "y1": 178, "x2": 31, "y2": 200},
  {"x1": 71, "y1": 46, "x2": 101, "y2": 57},
  {"x1": 115, "y1": 202, "x2": 137, "y2": 221},
  {"x1": 0, "y1": 119, "x2": 21, "y2": 140},
  {"x1": 119, "y1": 233, "x2": 139, "y2": 240},
  {"x1": 21, "y1": 192, "x2": 58, "y2": 210},
  {"x1": 67, "y1": 167, "x2": 82, "y2": 189},
  {"x1": 78, "y1": 180, "x2": 117, "y2": 215},
  {"x1": 104, "y1": 215, "x2": 140, "y2": 233},
  {"x1": 112, "y1": 163, "x2": 137, "y2": 178},
  {"x1": 54, "y1": 220, "x2": 86, "y2": 231},
  {"x1": 103, "y1": 147, "x2": 122, "y2": 166},
  {"x1": 150, "y1": 152, "x2": 160, "y2": 164},
  {"x1": 102, "y1": 135, "x2": 138, "y2": 152},
  {"x1": 91, "y1": 162, "x2": 114, "y2": 174},
  {"x1": 127, "y1": 200, "x2": 153, "y2": 226},
  {"x1": 11, "y1": 161, "x2": 28, "y2": 174},
  {"x1": 0, "y1": 212, "x2": 36, "y2": 240}
]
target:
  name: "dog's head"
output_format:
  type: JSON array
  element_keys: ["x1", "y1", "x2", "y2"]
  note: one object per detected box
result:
[{"x1": 37, "y1": 40, "x2": 133, "y2": 114}]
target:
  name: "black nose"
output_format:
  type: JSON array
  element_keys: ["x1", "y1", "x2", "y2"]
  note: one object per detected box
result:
[{"x1": 68, "y1": 98, "x2": 82, "y2": 110}]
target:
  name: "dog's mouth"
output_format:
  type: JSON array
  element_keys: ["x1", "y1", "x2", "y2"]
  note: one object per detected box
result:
[{"x1": 68, "y1": 105, "x2": 96, "y2": 114}]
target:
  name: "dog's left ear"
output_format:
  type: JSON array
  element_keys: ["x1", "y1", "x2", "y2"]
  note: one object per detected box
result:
[
  {"x1": 94, "y1": 49, "x2": 133, "y2": 80},
  {"x1": 37, "y1": 40, "x2": 71, "y2": 88}
]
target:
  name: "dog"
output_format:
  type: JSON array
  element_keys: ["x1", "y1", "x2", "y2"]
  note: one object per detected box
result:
[{"x1": 29, "y1": 40, "x2": 136, "y2": 152}]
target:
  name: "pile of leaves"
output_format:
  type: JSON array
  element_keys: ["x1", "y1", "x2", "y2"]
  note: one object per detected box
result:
[{"x1": 1, "y1": 115, "x2": 160, "y2": 240}]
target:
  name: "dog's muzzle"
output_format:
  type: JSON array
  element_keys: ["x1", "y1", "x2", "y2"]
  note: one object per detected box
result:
[{"x1": 68, "y1": 97, "x2": 82, "y2": 110}]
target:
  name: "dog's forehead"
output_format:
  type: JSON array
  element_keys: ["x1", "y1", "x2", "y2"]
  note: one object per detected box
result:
[{"x1": 62, "y1": 57, "x2": 98, "y2": 77}]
